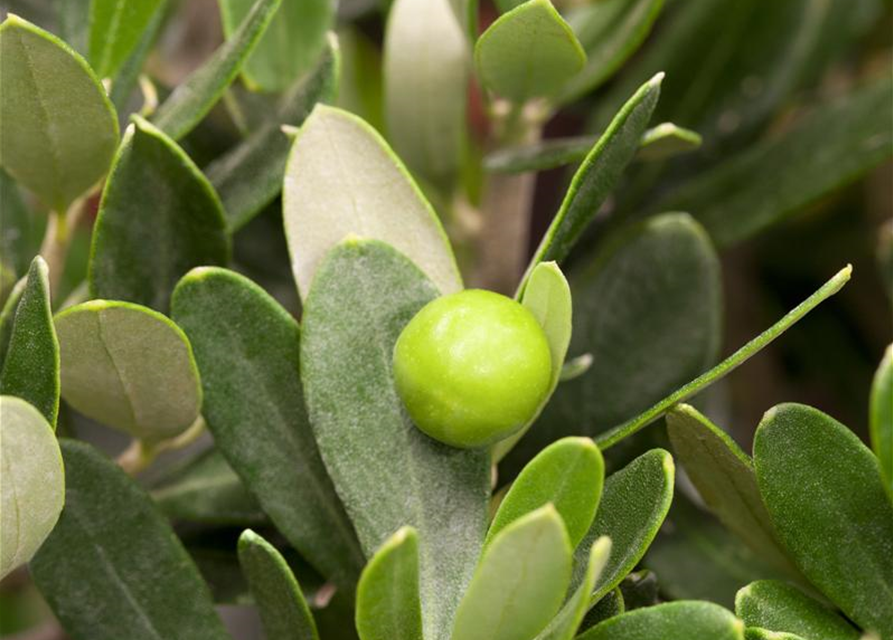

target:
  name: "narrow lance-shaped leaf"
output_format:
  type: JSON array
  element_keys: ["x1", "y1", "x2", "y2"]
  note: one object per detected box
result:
[
  {"x1": 484, "y1": 122, "x2": 701, "y2": 174},
  {"x1": 536, "y1": 537, "x2": 612, "y2": 640},
  {"x1": 452, "y1": 506, "x2": 573, "y2": 640},
  {"x1": 0, "y1": 278, "x2": 25, "y2": 364},
  {"x1": 356, "y1": 527, "x2": 424, "y2": 640},
  {"x1": 207, "y1": 35, "x2": 340, "y2": 231},
  {"x1": 735, "y1": 580, "x2": 860, "y2": 640},
  {"x1": 109, "y1": 6, "x2": 166, "y2": 116},
  {"x1": 0, "y1": 396, "x2": 64, "y2": 580},
  {"x1": 507, "y1": 213, "x2": 720, "y2": 468},
  {"x1": 171, "y1": 267, "x2": 365, "y2": 591},
  {"x1": 577, "y1": 601, "x2": 745, "y2": 640},
  {"x1": 487, "y1": 437, "x2": 603, "y2": 549},
  {"x1": 870, "y1": 344, "x2": 892, "y2": 492},
  {"x1": 55, "y1": 300, "x2": 202, "y2": 443},
  {"x1": 300, "y1": 240, "x2": 489, "y2": 640},
  {"x1": 0, "y1": 15, "x2": 118, "y2": 211},
  {"x1": 89, "y1": 115, "x2": 230, "y2": 312},
  {"x1": 474, "y1": 0, "x2": 586, "y2": 103},
  {"x1": 0, "y1": 257, "x2": 59, "y2": 426},
  {"x1": 666, "y1": 404, "x2": 799, "y2": 577},
  {"x1": 517, "y1": 73, "x2": 662, "y2": 295},
  {"x1": 655, "y1": 76, "x2": 893, "y2": 247},
  {"x1": 220, "y1": 0, "x2": 333, "y2": 93},
  {"x1": 384, "y1": 0, "x2": 468, "y2": 185},
  {"x1": 151, "y1": 0, "x2": 284, "y2": 140},
  {"x1": 753, "y1": 404, "x2": 893, "y2": 638},
  {"x1": 283, "y1": 106, "x2": 463, "y2": 300},
  {"x1": 558, "y1": 0, "x2": 664, "y2": 103},
  {"x1": 573, "y1": 449, "x2": 674, "y2": 605},
  {"x1": 596, "y1": 265, "x2": 852, "y2": 449},
  {"x1": 31, "y1": 440, "x2": 231, "y2": 640},
  {"x1": 238, "y1": 529, "x2": 319, "y2": 640},
  {"x1": 88, "y1": 0, "x2": 166, "y2": 79},
  {"x1": 494, "y1": 260, "x2": 572, "y2": 460}
]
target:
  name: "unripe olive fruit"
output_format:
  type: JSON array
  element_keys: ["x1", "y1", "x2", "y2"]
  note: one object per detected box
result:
[{"x1": 393, "y1": 289, "x2": 553, "y2": 448}]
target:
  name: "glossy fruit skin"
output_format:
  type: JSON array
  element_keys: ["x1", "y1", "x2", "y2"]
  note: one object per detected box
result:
[{"x1": 393, "y1": 289, "x2": 553, "y2": 449}]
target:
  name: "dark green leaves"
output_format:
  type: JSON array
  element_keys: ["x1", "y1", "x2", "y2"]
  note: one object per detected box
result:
[
  {"x1": 475, "y1": 0, "x2": 585, "y2": 103},
  {"x1": 656, "y1": 76, "x2": 893, "y2": 247},
  {"x1": 0, "y1": 257, "x2": 59, "y2": 426},
  {"x1": 300, "y1": 240, "x2": 489, "y2": 640},
  {"x1": 88, "y1": 0, "x2": 165, "y2": 79},
  {"x1": 171, "y1": 267, "x2": 364, "y2": 590},
  {"x1": 220, "y1": 0, "x2": 333, "y2": 93},
  {"x1": 578, "y1": 601, "x2": 744, "y2": 640},
  {"x1": 0, "y1": 396, "x2": 64, "y2": 580},
  {"x1": 666, "y1": 405, "x2": 795, "y2": 575},
  {"x1": 31, "y1": 440, "x2": 230, "y2": 640},
  {"x1": 576, "y1": 449, "x2": 674, "y2": 604},
  {"x1": 207, "y1": 36, "x2": 340, "y2": 231},
  {"x1": 754, "y1": 404, "x2": 893, "y2": 638},
  {"x1": 559, "y1": 0, "x2": 664, "y2": 102},
  {"x1": 871, "y1": 345, "x2": 892, "y2": 491},
  {"x1": 735, "y1": 580, "x2": 859, "y2": 640},
  {"x1": 283, "y1": 106, "x2": 462, "y2": 300},
  {"x1": 55, "y1": 300, "x2": 202, "y2": 443},
  {"x1": 238, "y1": 529, "x2": 319, "y2": 640},
  {"x1": 356, "y1": 527, "x2": 423, "y2": 640},
  {"x1": 488, "y1": 437, "x2": 603, "y2": 549},
  {"x1": 152, "y1": 0, "x2": 283, "y2": 140},
  {"x1": 89, "y1": 116, "x2": 229, "y2": 312},
  {"x1": 452, "y1": 506, "x2": 572, "y2": 640},
  {"x1": 519, "y1": 73, "x2": 662, "y2": 291},
  {"x1": 0, "y1": 15, "x2": 118, "y2": 211}
]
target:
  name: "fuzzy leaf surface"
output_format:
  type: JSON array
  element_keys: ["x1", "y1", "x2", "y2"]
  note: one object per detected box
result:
[
  {"x1": 577, "y1": 601, "x2": 744, "y2": 640},
  {"x1": 88, "y1": 0, "x2": 165, "y2": 79},
  {"x1": 871, "y1": 344, "x2": 893, "y2": 492}
]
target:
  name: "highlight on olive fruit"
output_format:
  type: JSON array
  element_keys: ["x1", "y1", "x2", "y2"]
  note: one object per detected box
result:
[{"x1": 393, "y1": 289, "x2": 553, "y2": 448}]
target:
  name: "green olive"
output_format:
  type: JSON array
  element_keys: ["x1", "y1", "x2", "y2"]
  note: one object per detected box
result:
[{"x1": 393, "y1": 289, "x2": 553, "y2": 448}]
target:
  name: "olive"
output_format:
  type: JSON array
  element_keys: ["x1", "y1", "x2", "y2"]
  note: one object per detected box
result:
[{"x1": 393, "y1": 289, "x2": 552, "y2": 448}]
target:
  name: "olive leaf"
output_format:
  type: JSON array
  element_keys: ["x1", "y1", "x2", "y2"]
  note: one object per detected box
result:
[
  {"x1": 484, "y1": 122, "x2": 701, "y2": 174},
  {"x1": 585, "y1": 588, "x2": 625, "y2": 628},
  {"x1": 356, "y1": 527, "x2": 424, "y2": 640},
  {"x1": 536, "y1": 536, "x2": 612, "y2": 640},
  {"x1": 55, "y1": 300, "x2": 202, "y2": 443},
  {"x1": 870, "y1": 344, "x2": 892, "y2": 492},
  {"x1": 238, "y1": 529, "x2": 320, "y2": 640},
  {"x1": 207, "y1": 35, "x2": 340, "y2": 231},
  {"x1": 383, "y1": 0, "x2": 468, "y2": 185},
  {"x1": 744, "y1": 629, "x2": 805, "y2": 640},
  {"x1": 451, "y1": 506, "x2": 573, "y2": 640},
  {"x1": 577, "y1": 601, "x2": 744, "y2": 640},
  {"x1": 595, "y1": 265, "x2": 851, "y2": 449},
  {"x1": 282, "y1": 106, "x2": 463, "y2": 300},
  {"x1": 735, "y1": 580, "x2": 860, "y2": 640},
  {"x1": 488, "y1": 437, "x2": 604, "y2": 549},
  {"x1": 656, "y1": 76, "x2": 893, "y2": 247},
  {"x1": 0, "y1": 256, "x2": 60, "y2": 426},
  {"x1": 494, "y1": 260, "x2": 572, "y2": 460},
  {"x1": 508, "y1": 213, "x2": 720, "y2": 466},
  {"x1": 0, "y1": 277, "x2": 25, "y2": 364},
  {"x1": 0, "y1": 14, "x2": 118, "y2": 212},
  {"x1": 170, "y1": 267, "x2": 365, "y2": 591},
  {"x1": 219, "y1": 0, "x2": 333, "y2": 93},
  {"x1": 31, "y1": 440, "x2": 230, "y2": 640},
  {"x1": 151, "y1": 0, "x2": 283, "y2": 140},
  {"x1": 151, "y1": 449, "x2": 266, "y2": 527},
  {"x1": 88, "y1": 0, "x2": 165, "y2": 79},
  {"x1": 108, "y1": 7, "x2": 166, "y2": 115},
  {"x1": 0, "y1": 395, "x2": 64, "y2": 580},
  {"x1": 89, "y1": 115, "x2": 229, "y2": 312},
  {"x1": 574, "y1": 449, "x2": 674, "y2": 605},
  {"x1": 0, "y1": 169, "x2": 43, "y2": 282},
  {"x1": 666, "y1": 404, "x2": 798, "y2": 576},
  {"x1": 753, "y1": 404, "x2": 893, "y2": 638},
  {"x1": 518, "y1": 72, "x2": 662, "y2": 293},
  {"x1": 300, "y1": 239, "x2": 489, "y2": 640},
  {"x1": 474, "y1": 0, "x2": 585, "y2": 103},
  {"x1": 558, "y1": 0, "x2": 664, "y2": 103}
]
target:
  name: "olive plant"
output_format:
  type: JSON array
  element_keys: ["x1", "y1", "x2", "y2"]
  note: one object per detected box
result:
[{"x1": 0, "y1": 0, "x2": 890, "y2": 639}]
